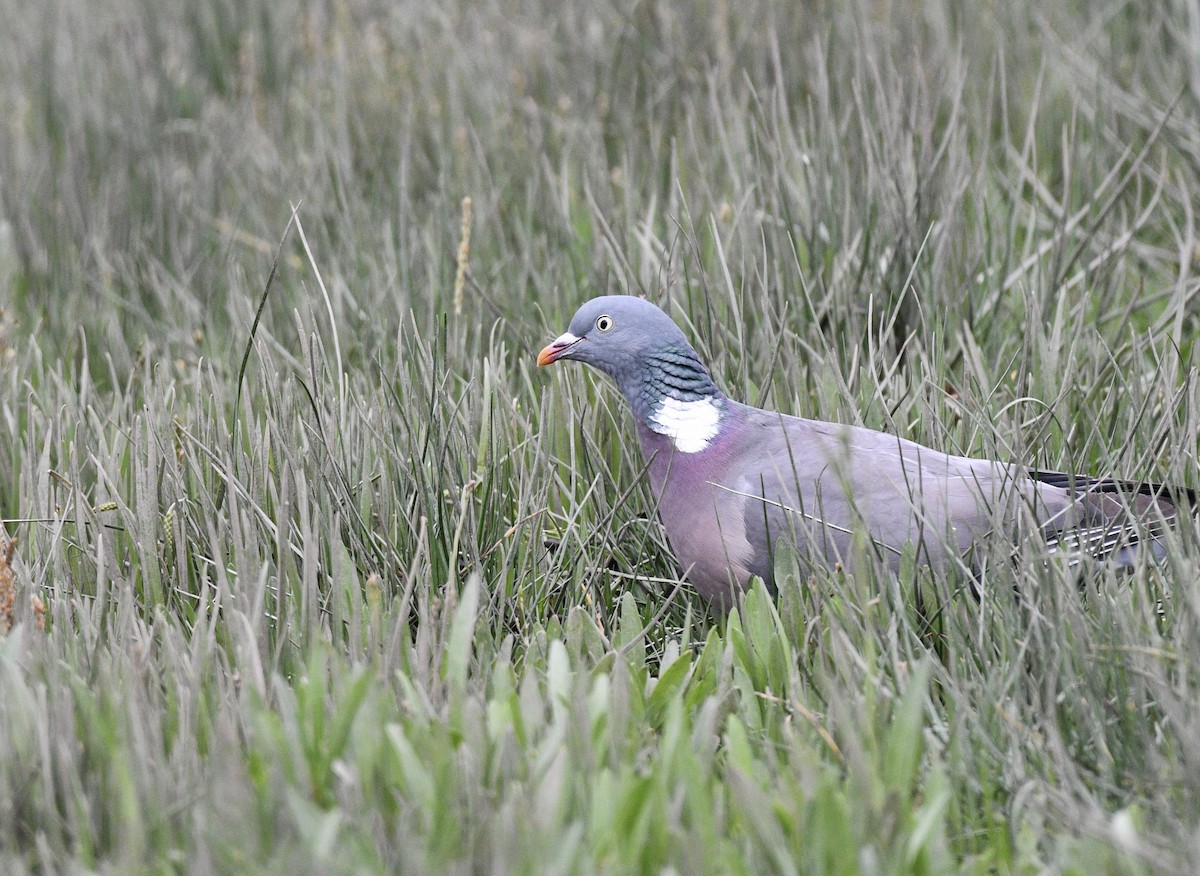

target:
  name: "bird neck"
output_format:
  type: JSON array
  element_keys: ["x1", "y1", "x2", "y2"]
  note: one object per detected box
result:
[{"x1": 625, "y1": 348, "x2": 725, "y2": 454}]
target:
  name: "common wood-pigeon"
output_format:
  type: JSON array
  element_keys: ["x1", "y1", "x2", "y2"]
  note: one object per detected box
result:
[{"x1": 539, "y1": 295, "x2": 1194, "y2": 605}]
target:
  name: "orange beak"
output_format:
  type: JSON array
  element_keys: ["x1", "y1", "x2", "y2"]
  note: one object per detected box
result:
[{"x1": 537, "y1": 332, "x2": 582, "y2": 366}]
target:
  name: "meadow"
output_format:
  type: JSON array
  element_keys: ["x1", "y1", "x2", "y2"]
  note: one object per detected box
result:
[{"x1": 2, "y1": 0, "x2": 1200, "y2": 872}]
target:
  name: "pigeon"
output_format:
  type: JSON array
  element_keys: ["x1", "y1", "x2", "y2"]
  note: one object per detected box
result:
[{"x1": 538, "y1": 295, "x2": 1194, "y2": 606}]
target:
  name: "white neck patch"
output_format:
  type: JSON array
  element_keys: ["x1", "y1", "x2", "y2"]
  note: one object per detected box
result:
[{"x1": 647, "y1": 397, "x2": 722, "y2": 453}]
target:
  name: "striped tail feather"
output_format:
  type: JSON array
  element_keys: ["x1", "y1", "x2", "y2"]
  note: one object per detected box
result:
[{"x1": 1031, "y1": 471, "x2": 1197, "y2": 568}]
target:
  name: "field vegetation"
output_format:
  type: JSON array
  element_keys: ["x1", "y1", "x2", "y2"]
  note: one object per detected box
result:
[{"x1": 2, "y1": 0, "x2": 1200, "y2": 872}]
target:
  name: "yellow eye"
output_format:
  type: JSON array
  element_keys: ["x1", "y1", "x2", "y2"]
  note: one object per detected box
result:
[{"x1": 595, "y1": 314, "x2": 614, "y2": 332}]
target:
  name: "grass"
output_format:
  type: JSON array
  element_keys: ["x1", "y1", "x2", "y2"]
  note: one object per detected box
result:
[{"x1": 1, "y1": 0, "x2": 1200, "y2": 871}]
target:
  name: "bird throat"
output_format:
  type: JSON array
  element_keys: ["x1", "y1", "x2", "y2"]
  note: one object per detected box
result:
[{"x1": 633, "y1": 349, "x2": 724, "y2": 453}]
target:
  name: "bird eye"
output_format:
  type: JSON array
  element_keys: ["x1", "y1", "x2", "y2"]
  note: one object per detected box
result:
[{"x1": 595, "y1": 315, "x2": 614, "y2": 332}]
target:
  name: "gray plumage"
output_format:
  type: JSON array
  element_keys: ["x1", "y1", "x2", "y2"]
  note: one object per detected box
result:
[{"x1": 538, "y1": 295, "x2": 1193, "y2": 605}]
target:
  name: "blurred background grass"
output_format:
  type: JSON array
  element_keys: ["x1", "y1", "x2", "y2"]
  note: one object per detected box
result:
[{"x1": 1, "y1": 0, "x2": 1199, "y2": 872}]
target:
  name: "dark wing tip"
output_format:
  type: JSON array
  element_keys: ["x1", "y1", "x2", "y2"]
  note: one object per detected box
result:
[{"x1": 1031, "y1": 469, "x2": 1198, "y2": 511}]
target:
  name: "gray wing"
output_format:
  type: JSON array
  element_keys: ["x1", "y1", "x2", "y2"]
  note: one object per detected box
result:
[{"x1": 725, "y1": 409, "x2": 1076, "y2": 583}]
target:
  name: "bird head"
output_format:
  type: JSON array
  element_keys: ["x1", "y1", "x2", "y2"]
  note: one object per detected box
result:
[{"x1": 537, "y1": 295, "x2": 694, "y2": 385}]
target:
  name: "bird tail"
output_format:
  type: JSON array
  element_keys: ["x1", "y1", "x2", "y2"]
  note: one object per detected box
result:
[{"x1": 1031, "y1": 470, "x2": 1196, "y2": 567}]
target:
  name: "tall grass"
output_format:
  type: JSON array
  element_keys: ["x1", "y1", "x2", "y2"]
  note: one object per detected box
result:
[{"x1": 1, "y1": 0, "x2": 1199, "y2": 871}]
